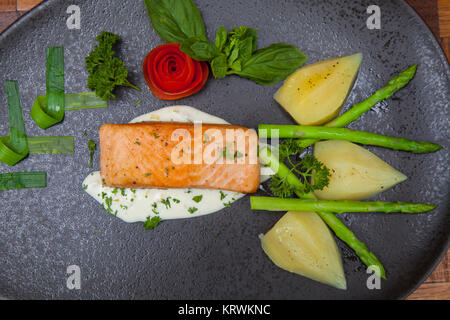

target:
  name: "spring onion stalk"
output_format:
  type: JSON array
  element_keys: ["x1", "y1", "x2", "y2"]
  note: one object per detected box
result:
[
  {"x1": 0, "y1": 172, "x2": 47, "y2": 191},
  {"x1": 296, "y1": 64, "x2": 418, "y2": 149},
  {"x1": 250, "y1": 197, "x2": 436, "y2": 214},
  {"x1": 260, "y1": 146, "x2": 387, "y2": 278},
  {"x1": 33, "y1": 92, "x2": 107, "y2": 112},
  {"x1": 259, "y1": 125, "x2": 442, "y2": 154},
  {"x1": 0, "y1": 80, "x2": 29, "y2": 166},
  {"x1": 26, "y1": 136, "x2": 74, "y2": 154},
  {"x1": 0, "y1": 136, "x2": 74, "y2": 155},
  {"x1": 30, "y1": 47, "x2": 65, "y2": 129}
]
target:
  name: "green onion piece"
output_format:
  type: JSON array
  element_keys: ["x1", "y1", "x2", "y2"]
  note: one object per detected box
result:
[
  {"x1": 0, "y1": 172, "x2": 47, "y2": 191},
  {"x1": 30, "y1": 47, "x2": 65, "y2": 129},
  {"x1": 0, "y1": 136, "x2": 74, "y2": 155},
  {"x1": 6, "y1": 81, "x2": 27, "y2": 153},
  {"x1": 0, "y1": 137, "x2": 27, "y2": 166},
  {"x1": 26, "y1": 136, "x2": 74, "y2": 154},
  {"x1": 33, "y1": 92, "x2": 107, "y2": 112},
  {"x1": 0, "y1": 80, "x2": 29, "y2": 166}
]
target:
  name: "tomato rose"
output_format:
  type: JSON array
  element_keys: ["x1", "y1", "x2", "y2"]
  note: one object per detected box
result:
[{"x1": 143, "y1": 43, "x2": 209, "y2": 100}]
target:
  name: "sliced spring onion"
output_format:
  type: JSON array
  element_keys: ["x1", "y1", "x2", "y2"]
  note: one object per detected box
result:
[
  {"x1": 6, "y1": 81, "x2": 27, "y2": 153},
  {"x1": 0, "y1": 136, "x2": 74, "y2": 155},
  {"x1": 0, "y1": 80, "x2": 29, "y2": 166},
  {"x1": 33, "y1": 92, "x2": 107, "y2": 112},
  {"x1": 0, "y1": 172, "x2": 47, "y2": 191},
  {"x1": 30, "y1": 47, "x2": 65, "y2": 129},
  {"x1": 64, "y1": 92, "x2": 107, "y2": 111},
  {"x1": 26, "y1": 136, "x2": 74, "y2": 154}
]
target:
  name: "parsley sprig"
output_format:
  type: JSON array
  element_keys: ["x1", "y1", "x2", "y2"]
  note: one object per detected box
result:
[
  {"x1": 143, "y1": 216, "x2": 162, "y2": 230},
  {"x1": 85, "y1": 31, "x2": 140, "y2": 101},
  {"x1": 270, "y1": 139, "x2": 330, "y2": 198}
]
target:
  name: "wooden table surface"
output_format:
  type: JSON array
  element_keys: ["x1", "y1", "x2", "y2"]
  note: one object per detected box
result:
[{"x1": 0, "y1": 0, "x2": 449, "y2": 300}]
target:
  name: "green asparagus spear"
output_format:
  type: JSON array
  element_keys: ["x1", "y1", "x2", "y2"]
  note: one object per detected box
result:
[
  {"x1": 250, "y1": 197, "x2": 436, "y2": 213},
  {"x1": 259, "y1": 125, "x2": 442, "y2": 154},
  {"x1": 295, "y1": 64, "x2": 417, "y2": 149},
  {"x1": 259, "y1": 146, "x2": 386, "y2": 279}
]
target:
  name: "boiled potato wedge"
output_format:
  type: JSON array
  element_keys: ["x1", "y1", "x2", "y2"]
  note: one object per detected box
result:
[
  {"x1": 273, "y1": 53, "x2": 362, "y2": 125},
  {"x1": 260, "y1": 211, "x2": 347, "y2": 290},
  {"x1": 313, "y1": 140, "x2": 407, "y2": 200}
]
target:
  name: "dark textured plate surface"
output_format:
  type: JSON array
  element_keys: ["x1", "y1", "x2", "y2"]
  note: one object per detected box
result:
[{"x1": 0, "y1": 0, "x2": 448, "y2": 299}]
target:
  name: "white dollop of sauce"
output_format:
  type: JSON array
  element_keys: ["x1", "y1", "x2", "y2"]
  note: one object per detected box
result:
[{"x1": 82, "y1": 106, "x2": 270, "y2": 223}]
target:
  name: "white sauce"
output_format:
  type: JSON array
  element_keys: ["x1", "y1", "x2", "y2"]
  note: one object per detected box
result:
[{"x1": 82, "y1": 106, "x2": 270, "y2": 223}]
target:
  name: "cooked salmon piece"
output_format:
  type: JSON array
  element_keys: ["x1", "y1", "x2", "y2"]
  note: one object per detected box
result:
[{"x1": 99, "y1": 122, "x2": 260, "y2": 193}]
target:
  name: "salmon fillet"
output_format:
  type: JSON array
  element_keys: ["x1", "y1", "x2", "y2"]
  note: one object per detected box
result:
[{"x1": 99, "y1": 122, "x2": 260, "y2": 193}]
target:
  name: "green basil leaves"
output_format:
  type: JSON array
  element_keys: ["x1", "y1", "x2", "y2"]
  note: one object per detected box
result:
[
  {"x1": 144, "y1": 0, "x2": 308, "y2": 85},
  {"x1": 180, "y1": 37, "x2": 219, "y2": 61},
  {"x1": 144, "y1": 0, "x2": 207, "y2": 43},
  {"x1": 231, "y1": 44, "x2": 308, "y2": 85}
]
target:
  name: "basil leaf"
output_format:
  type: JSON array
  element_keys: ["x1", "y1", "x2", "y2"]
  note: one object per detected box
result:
[
  {"x1": 211, "y1": 54, "x2": 228, "y2": 78},
  {"x1": 223, "y1": 26, "x2": 257, "y2": 69},
  {"x1": 228, "y1": 47, "x2": 240, "y2": 66},
  {"x1": 232, "y1": 43, "x2": 308, "y2": 85},
  {"x1": 230, "y1": 60, "x2": 242, "y2": 72},
  {"x1": 144, "y1": 0, "x2": 206, "y2": 43},
  {"x1": 180, "y1": 37, "x2": 219, "y2": 61},
  {"x1": 215, "y1": 26, "x2": 228, "y2": 52},
  {"x1": 228, "y1": 26, "x2": 257, "y2": 52},
  {"x1": 235, "y1": 36, "x2": 253, "y2": 62}
]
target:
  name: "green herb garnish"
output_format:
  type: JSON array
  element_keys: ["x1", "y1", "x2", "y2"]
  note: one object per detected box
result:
[
  {"x1": 278, "y1": 139, "x2": 304, "y2": 162},
  {"x1": 192, "y1": 195, "x2": 203, "y2": 203},
  {"x1": 144, "y1": 1, "x2": 307, "y2": 85},
  {"x1": 188, "y1": 207, "x2": 198, "y2": 214},
  {"x1": 88, "y1": 139, "x2": 96, "y2": 168},
  {"x1": 85, "y1": 31, "x2": 140, "y2": 101},
  {"x1": 143, "y1": 216, "x2": 162, "y2": 230},
  {"x1": 161, "y1": 197, "x2": 171, "y2": 209},
  {"x1": 269, "y1": 149, "x2": 330, "y2": 198},
  {"x1": 151, "y1": 202, "x2": 159, "y2": 215},
  {"x1": 104, "y1": 196, "x2": 113, "y2": 214}
]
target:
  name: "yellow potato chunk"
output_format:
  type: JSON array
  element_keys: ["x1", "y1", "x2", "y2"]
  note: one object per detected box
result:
[
  {"x1": 274, "y1": 53, "x2": 362, "y2": 125},
  {"x1": 260, "y1": 211, "x2": 346, "y2": 290},
  {"x1": 314, "y1": 140, "x2": 407, "y2": 200}
]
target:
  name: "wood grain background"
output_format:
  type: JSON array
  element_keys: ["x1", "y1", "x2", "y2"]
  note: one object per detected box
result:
[{"x1": 0, "y1": 0, "x2": 449, "y2": 300}]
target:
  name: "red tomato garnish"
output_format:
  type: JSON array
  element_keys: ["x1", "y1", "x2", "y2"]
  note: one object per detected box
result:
[{"x1": 143, "y1": 43, "x2": 209, "y2": 100}]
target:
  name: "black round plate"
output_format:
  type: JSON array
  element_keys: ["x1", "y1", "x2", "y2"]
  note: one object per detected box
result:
[{"x1": 0, "y1": 0, "x2": 448, "y2": 299}]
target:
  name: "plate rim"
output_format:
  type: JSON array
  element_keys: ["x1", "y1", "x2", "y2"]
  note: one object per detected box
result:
[{"x1": 0, "y1": 0, "x2": 448, "y2": 300}]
